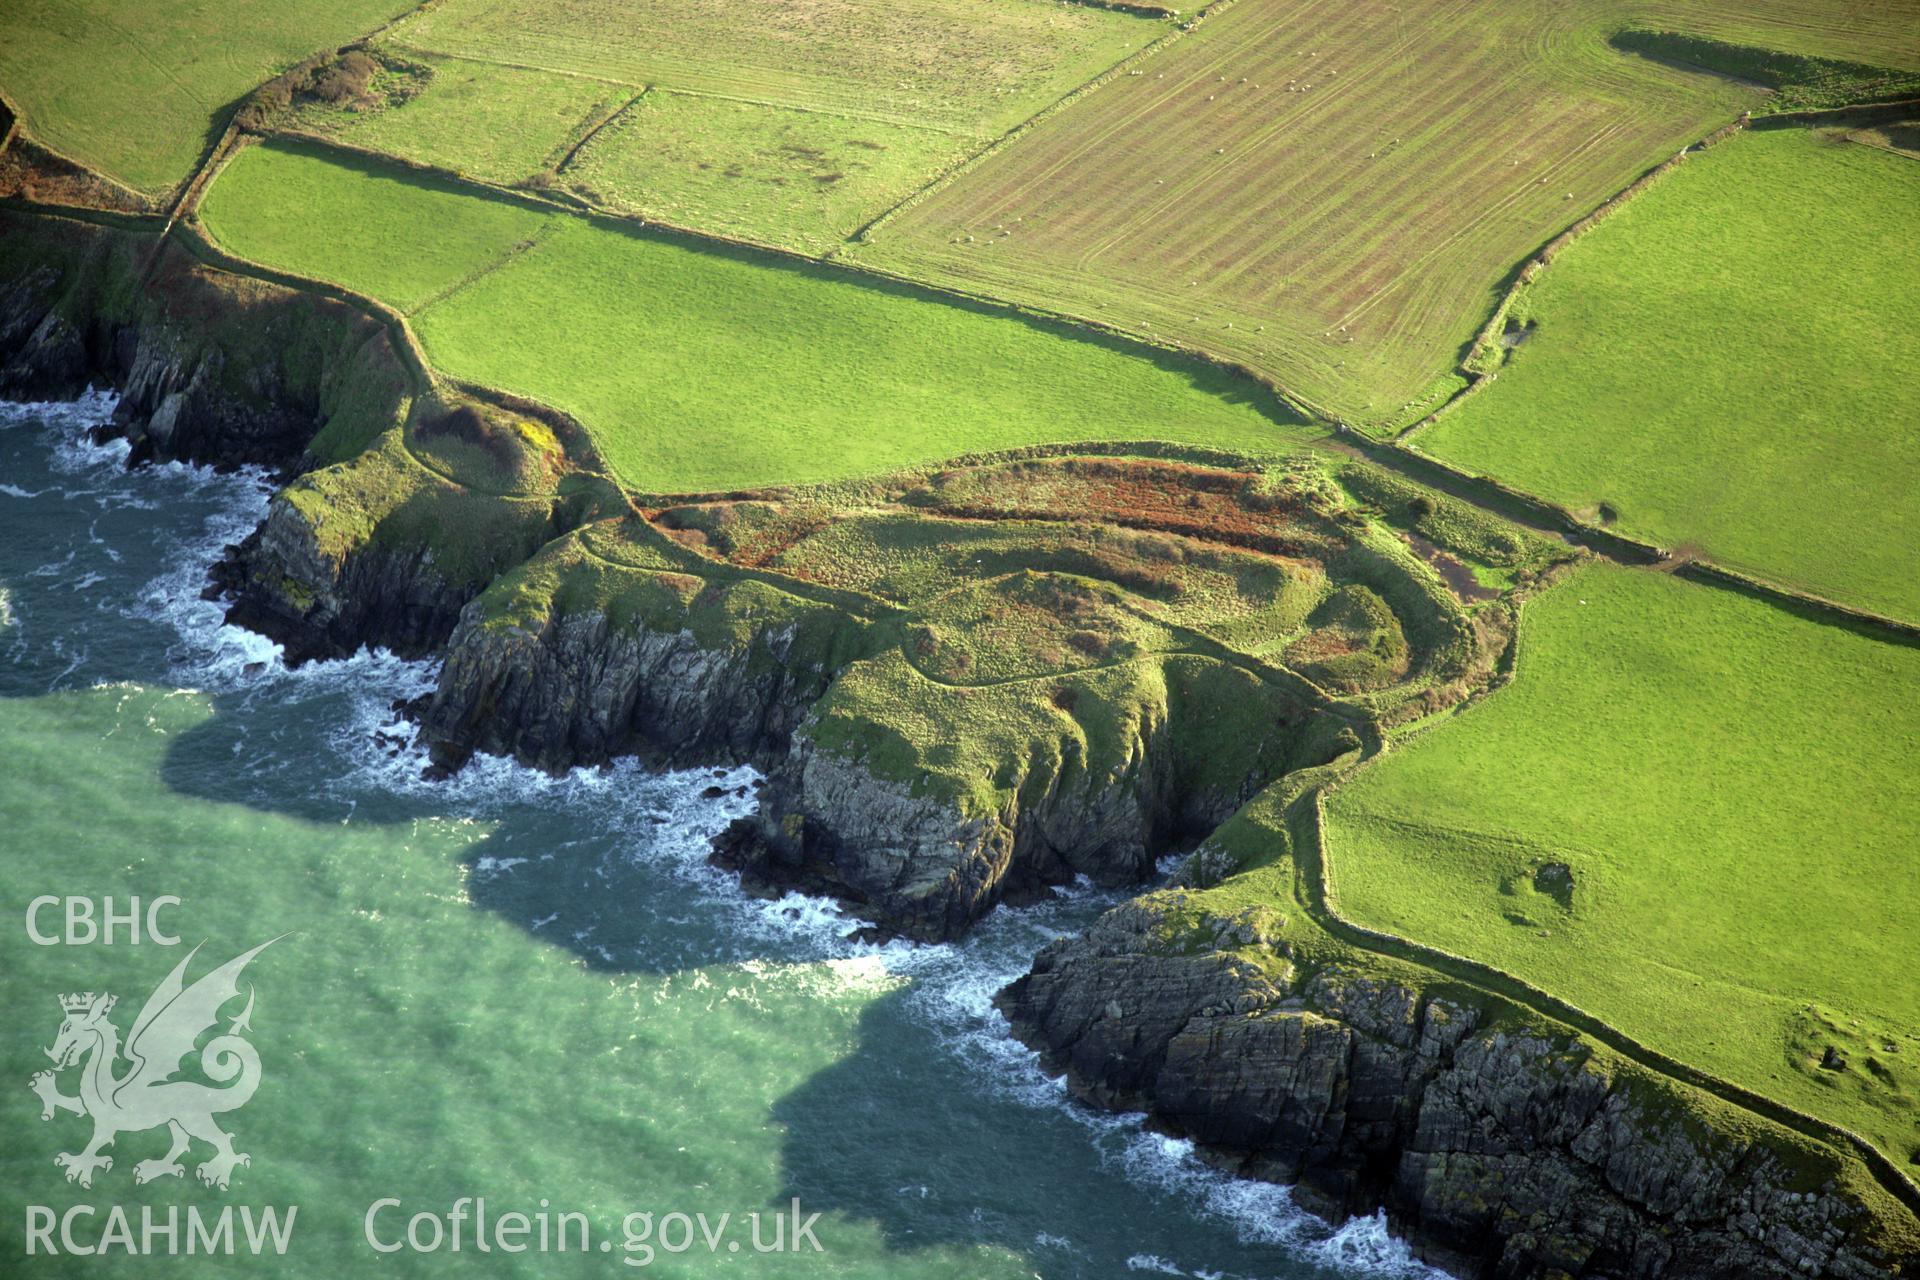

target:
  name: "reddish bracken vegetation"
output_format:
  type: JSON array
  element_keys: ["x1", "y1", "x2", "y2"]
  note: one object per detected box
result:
[
  {"x1": 0, "y1": 136, "x2": 155, "y2": 212},
  {"x1": 649, "y1": 501, "x2": 832, "y2": 568},
  {"x1": 902, "y1": 457, "x2": 1336, "y2": 559}
]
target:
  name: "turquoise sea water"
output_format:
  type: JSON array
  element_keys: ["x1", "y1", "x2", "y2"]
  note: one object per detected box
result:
[{"x1": 0, "y1": 398, "x2": 1437, "y2": 1279}]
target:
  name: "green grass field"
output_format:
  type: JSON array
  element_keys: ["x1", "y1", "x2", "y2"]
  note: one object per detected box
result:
[
  {"x1": 1325, "y1": 563, "x2": 1920, "y2": 1166},
  {"x1": 860, "y1": 0, "x2": 1773, "y2": 430},
  {"x1": 383, "y1": 0, "x2": 1150, "y2": 136},
  {"x1": 291, "y1": 0, "x2": 1158, "y2": 250},
  {"x1": 10, "y1": 0, "x2": 1920, "y2": 1254},
  {"x1": 1630, "y1": 0, "x2": 1920, "y2": 71},
  {"x1": 198, "y1": 142, "x2": 1311, "y2": 493},
  {"x1": 1420, "y1": 127, "x2": 1920, "y2": 623},
  {"x1": 0, "y1": 0, "x2": 415, "y2": 193},
  {"x1": 199, "y1": 140, "x2": 553, "y2": 311},
  {"x1": 286, "y1": 56, "x2": 982, "y2": 250},
  {"x1": 563, "y1": 93, "x2": 974, "y2": 254},
  {"x1": 290, "y1": 52, "x2": 624, "y2": 188}
]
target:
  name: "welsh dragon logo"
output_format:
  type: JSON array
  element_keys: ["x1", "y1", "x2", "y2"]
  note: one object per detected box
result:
[{"x1": 28, "y1": 939, "x2": 280, "y2": 1190}]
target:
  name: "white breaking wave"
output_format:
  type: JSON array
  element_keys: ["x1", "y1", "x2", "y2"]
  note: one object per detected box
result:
[{"x1": 8, "y1": 394, "x2": 1443, "y2": 1280}]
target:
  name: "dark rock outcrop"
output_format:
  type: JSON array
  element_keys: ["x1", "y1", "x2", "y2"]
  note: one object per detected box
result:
[
  {"x1": 718, "y1": 682, "x2": 1286, "y2": 941},
  {"x1": 0, "y1": 214, "x2": 399, "y2": 471},
  {"x1": 108, "y1": 324, "x2": 322, "y2": 469},
  {"x1": 0, "y1": 211, "x2": 539, "y2": 660},
  {"x1": 419, "y1": 585, "x2": 1173, "y2": 940},
  {"x1": 214, "y1": 492, "x2": 473, "y2": 663},
  {"x1": 999, "y1": 895, "x2": 1906, "y2": 1279},
  {"x1": 419, "y1": 560, "x2": 1332, "y2": 940},
  {"x1": 0, "y1": 263, "x2": 91, "y2": 399},
  {"x1": 5, "y1": 205, "x2": 1910, "y2": 1279},
  {"x1": 423, "y1": 606, "x2": 844, "y2": 774}
]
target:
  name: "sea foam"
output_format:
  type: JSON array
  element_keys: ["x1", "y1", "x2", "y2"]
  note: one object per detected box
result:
[{"x1": 12, "y1": 394, "x2": 1442, "y2": 1280}]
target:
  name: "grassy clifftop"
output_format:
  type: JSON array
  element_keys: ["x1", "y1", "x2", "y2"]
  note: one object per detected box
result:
[
  {"x1": 1325, "y1": 562, "x2": 1920, "y2": 1174},
  {"x1": 455, "y1": 450, "x2": 1540, "y2": 820},
  {"x1": 197, "y1": 141, "x2": 1314, "y2": 494}
]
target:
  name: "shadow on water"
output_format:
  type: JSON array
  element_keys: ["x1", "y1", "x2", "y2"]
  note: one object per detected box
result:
[
  {"x1": 764, "y1": 985, "x2": 1402, "y2": 1280},
  {"x1": 152, "y1": 692, "x2": 1396, "y2": 1276},
  {"x1": 152, "y1": 693, "x2": 779, "y2": 977},
  {"x1": 150, "y1": 703, "x2": 1407, "y2": 1277},
  {"x1": 1, "y1": 404, "x2": 1430, "y2": 1279}
]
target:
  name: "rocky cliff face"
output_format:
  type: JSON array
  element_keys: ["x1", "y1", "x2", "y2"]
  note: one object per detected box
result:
[
  {"x1": 419, "y1": 581, "x2": 1261, "y2": 941},
  {"x1": 414, "y1": 529, "x2": 1336, "y2": 941},
  {"x1": 213, "y1": 490, "x2": 477, "y2": 663},
  {"x1": 5, "y1": 207, "x2": 1909, "y2": 1277},
  {"x1": 1000, "y1": 895, "x2": 1905, "y2": 1280},
  {"x1": 423, "y1": 604, "x2": 843, "y2": 774},
  {"x1": 0, "y1": 221, "x2": 398, "y2": 470},
  {"x1": 106, "y1": 320, "x2": 323, "y2": 469},
  {"x1": 717, "y1": 682, "x2": 1286, "y2": 942},
  {"x1": 0, "y1": 213, "x2": 593, "y2": 662},
  {"x1": 713, "y1": 741, "x2": 1021, "y2": 938},
  {"x1": 0, "y1": 263, "x2": 92, "y2": 400}
]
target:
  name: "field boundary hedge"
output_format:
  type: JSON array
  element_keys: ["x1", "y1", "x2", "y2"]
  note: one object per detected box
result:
[
  {"x1": 1612, "y1": 31, "x2": 1920, "y2": 114},
  {"x1": 1752, "y1": 97, "x2": 1920, "y2": 128},
  {"x1": 181, "y1": 135, "x2": 1920, "y2": 643},
  {"x1": 1062, "y1": 0, "x2": 1180, "y2": 17},
  {"x1": 546, "y1": 89, "x2": 649, "y2": 180},
  {"x1": 0, "y1": 195, "x2": 163, "y2": 235},
  {"x1": 1398, "y1": 99, "x2": 1919, "y2": 439},
  {"x1": 1340, "y1": 434, "x2": 1663, "y2": 560},
  {"x1": 636, "y1": 437, "x2": 1301, "y2": 506},
  {"x1": 1383, "y1": 106, "x2": 1920, "y2": 637},
  {"x1": 167, "y1": 212, "x2": 432, "y2": 394},
  {"x1": 1301, "y1": 775, "x2": 1920, "y2": 1225},
  {"x1": 1353, "y1": 432, "x2": 1920, "y2": 643},
  {"x1": 1672, "y1": 560, "x2": 1920, "y2": 645},
  {"x1": 9, "y1": 189, "x2": 1917, "y2": 1227},
  {"x1": 24, "y1": 123, "x2": 1915, "y2": 641},
  {"x1": 176, "y1": 211, "x2": 647, "y2": 506},
  {"x1": 1396, "y1": 116, "x2": 1749, "y2": 446},
  {"x1": 212, "y1": 130, "x2": 1328, "y2": 443},
  {"x1": 161, "y1": 120, "x2": 245, "y2": 238}
]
